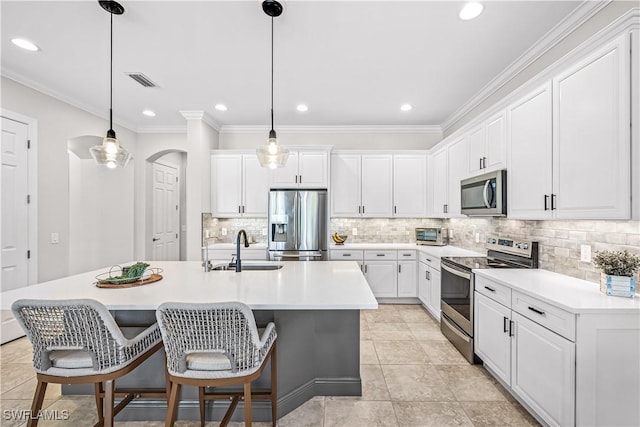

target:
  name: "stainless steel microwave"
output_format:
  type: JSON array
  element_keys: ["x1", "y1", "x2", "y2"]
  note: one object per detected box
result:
[
  {"x1": 460, "y1": 169, "x2": 507, "y2": 216},
  {"x1": 416, "y1": 228, "x2": 449, "y2": 246}
]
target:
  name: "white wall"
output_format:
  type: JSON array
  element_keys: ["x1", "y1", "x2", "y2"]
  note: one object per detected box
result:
[
  {"x1": 220, "y1": 130, "x2": 441, "y2": 150},
  {"x1": 1, "y1": 77, "x2": 137, "y2": 281}
]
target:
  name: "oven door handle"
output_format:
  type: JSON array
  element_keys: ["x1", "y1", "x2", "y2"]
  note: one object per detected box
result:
[
  {"x1": 442, "y1": 314, "x2": 471, "y2": 343},
  {"x1": 442, "y1": 264, "x2": 471, "y2": 280}
]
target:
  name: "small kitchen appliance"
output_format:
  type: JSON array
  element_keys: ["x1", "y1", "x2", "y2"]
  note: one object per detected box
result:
[
  {"x1": 415, "y1": 227, "x2": 449, "y2": 246},
  {"x1": 440, "y1": 236, "x2": 538, "y2": 363}
]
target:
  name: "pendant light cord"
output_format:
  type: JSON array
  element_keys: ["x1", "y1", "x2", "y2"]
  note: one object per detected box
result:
[
  {"x1": 108, "y1": 10, "x2": 114, "y2": 135},
  {"x1": 270, "y1": 15, "x2": 274, "y2": 133}
]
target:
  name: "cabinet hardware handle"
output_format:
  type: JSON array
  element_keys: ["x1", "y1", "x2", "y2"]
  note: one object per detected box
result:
[
  {"x1": 377, "y1": 254, "x2": 385, "y2": 256},
  {"x1": 503, "y1": 316, "x2": 509, "y2": 333},
  {"x1": 425, "y1": 270, "x2": 428, "y2": 279},
  {"x1": 299, "y1": 175, "x2": 302, "y2": 183},
  {"x1": 238, "y1": 206, "x2": 241, "y2": 213},
  {"x1": 479, "y1": 158, "x2": 483, "y2": 169},
  {"x1": 403, "y1": 254, "x2": 411, "y2": 256},
  {"x1": 484, "y1": 286, "x2": 496, "y2": 292},
  {"x1": 394, "y1": 205, "x2": 397, "y2": 214},
  {"x1": 551, "y1": 194, "x2": 557, "y2": 210},
  {"x1": 425, "y1": 258, "x2": 431, "y2": 262},
  {"x1": 483, "y1": 157, "x2": 487, "y2": 169},
  {"x1": 427, "y1": 271, "x2": 431, "y2": 280},
  {"x1": 343, "y1": 253, "x2": 351, "y2": 257},
  {"x1": 544, "y1": 195, "x2": 549, "y2": 210},
  {"x1": 398, "y1": 264, "x2": 402, "y2": 273},
  {"x1": 509, "y1": 320, "x2": 515, "y2": 336},
  {"x1": 364, "y1": 265, "x2": 368, "y2": 273},
  {"x1": 242, "y1": 205, "x2": 245, "y2": 213},
  {"x1": 152, "y1": 237, "x2": 160, "y2": 241},
  {"x1": 295, "y1": 175, "x2": 298, "y2": 183},
  {"x1": 358, "y1": 205, "x2": 361, "y2": 214},
  {"x1": 362, "y1": 206, "x2": 365, "y2": 214},
  {"x1": 528, "y1": 306, "x2": 545, "y2": 316}
]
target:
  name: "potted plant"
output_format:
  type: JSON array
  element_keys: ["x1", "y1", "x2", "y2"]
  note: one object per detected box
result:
[{"x1": 593, "y1": 250, "x2": 640, "y2": 297}]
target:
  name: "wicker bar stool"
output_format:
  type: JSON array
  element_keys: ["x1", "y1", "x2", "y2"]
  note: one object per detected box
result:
[
  {"x1": 11, "y1": 299, "x2": 164, "y2": 427},
  {"x1": 156, "y1": 301, "x2": 277, "y2": 427}
]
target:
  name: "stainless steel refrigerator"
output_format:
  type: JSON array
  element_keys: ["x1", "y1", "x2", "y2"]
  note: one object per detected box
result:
[{"x1": 268, "y1": 189, "x2": 328, "y2": 261}]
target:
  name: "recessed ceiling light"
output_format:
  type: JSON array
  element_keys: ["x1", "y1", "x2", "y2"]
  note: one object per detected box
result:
[
  {"x1": 296, "y1": 104, "x2": 309, "y2": 112},
  {"x1": 215, "y1": 104, "x2": 228, "y2": 111},
  {"x1": 11, "y1": 38, "x2": 40, "y2": 51},
  {"x1": 142, "y1": 110, "x2": 156, "y2": 117},
  {"x1": 459, "y1": 2, "x2": 484, "y2": 21},
  {"x1": 400, "y1": 104, "x2": 413, "y2": 112}
]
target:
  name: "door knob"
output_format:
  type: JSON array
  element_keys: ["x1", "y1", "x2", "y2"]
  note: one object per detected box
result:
[{"x1": 152, "y1": 238, "x2": 160, "y2": 242}]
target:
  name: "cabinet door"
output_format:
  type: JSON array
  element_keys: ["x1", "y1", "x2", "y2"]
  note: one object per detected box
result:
[
  {"x1": 298, "y1": 151, "x2": 328, "y2": 188},
  {"x1": 418, "y1": 262, "x2": 429, "y2": 306},
  {"x1": 485, "y1": 111, "x2": 506, "y2": 171},
  {"x1": 361, "y1": 155, "x2": 393, "y2": 217},
  {"x1": 427, "y1": 266, "x2": 441, "y2": 320},
  {"x1": 447, "y1": 136, "x2": 468, "y2": 217},
  {"x1": 269, "y1": 151, "x2": 299, "y2": 188},
  {"x1": 467, "y1": 124, "x2": 485, "y2": 175},
  {"x1": 330, "y1": 154, "x2": 361, "y2": 217},
  {"x1": 397, "y1": 260, "x2": 417, "y2": 297},
  {"x1": 393, "y1": 155, "x2": 427, "y2": 217},
  {"x1": 365, "y1": 261, "x2": 397, "y2": 298},
  {"x1": 242, "y1": 156, "x2": 269, "y2": 217},
  {"x1": 553, "y1": 35, "x2": 630, "y2": 219},
  {"x1": 211, "y1": 154, "x2": 242, "y2": 217},
  {"x1": 507, "y1": 83, "x2": 553, "y2": 219},
  {"x1": 474, "y1": 292, "x2": 511, "y2": 385},
  {"x1": 431, "y1": 149, "x2": 448, "y2": 217},
  {"x1": 511, "y1": 312, "x2": 575, "y2": 427}
]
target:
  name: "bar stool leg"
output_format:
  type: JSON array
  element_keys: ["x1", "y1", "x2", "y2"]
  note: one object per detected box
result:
[
  {"x1": 26, "y1": 378, "x2": 48, "y2": 427},
  {"x1": 199, "y1": 386, "x2": 205, "y2": 427},
  {"x1": 165, "y1": 381, "x2": 181, "y2": 427},
  {"x1": 244, "y1": 382, "x2": 252, "y2": 427},
  {"x1": 94, "y1": 382, "x2": 104, "y2": 423},
  {"x1": 103, "y1": 380, "x2": 114, "y2": 427},
  {"x1": 271, "y1": 345, "x2": 277, "y2": 427}
]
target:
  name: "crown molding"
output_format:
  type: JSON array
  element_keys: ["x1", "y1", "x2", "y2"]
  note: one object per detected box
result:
[
  {"x1": 179, "y1": 110, "x2": 221, "y2": 131},
  {"x1": 1, "y1": 68, "x2": 137, "y2": 133},
  {"x1": 440, "y1": 0, "x2": 611, "y2": 132},
  {"x1": 219, "y1": 125, "x2": 442, "y2": 134},
  {"x1": 137, "y1": 126, "x2": 187, "y2": 134}
]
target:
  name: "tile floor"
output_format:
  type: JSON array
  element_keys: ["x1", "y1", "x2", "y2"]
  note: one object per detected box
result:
[{"x1": 0, "y1": 304, "x2": 540, "y2": 426}]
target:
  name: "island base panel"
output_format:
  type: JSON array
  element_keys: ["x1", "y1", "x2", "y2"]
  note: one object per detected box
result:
[{"x1": 63, "y1": 309, "x2": 361, "y2": 422}]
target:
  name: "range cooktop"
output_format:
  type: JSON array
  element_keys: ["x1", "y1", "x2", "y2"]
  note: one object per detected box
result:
[
  {"x1": 441, "y1": 236, "x2": 539, "y2": 271},
  {"x1": 441, "y1": 256, "x2": 520, "y2": 271}
]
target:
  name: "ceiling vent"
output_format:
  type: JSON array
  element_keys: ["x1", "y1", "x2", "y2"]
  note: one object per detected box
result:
[{"x1": 126, "y1": 72, "x2": 157, "y2": 88}]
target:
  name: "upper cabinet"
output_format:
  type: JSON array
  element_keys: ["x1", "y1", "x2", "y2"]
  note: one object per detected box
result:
[
  {"x1": 429, "y1": 137, "x2": 467, "y2": 218},
  {"x1": 468, "y1": 111, "x2": 506, "y2": 176},
  {"x1": 393, "y1": 155, "x2": 427, "y2": 217},
  {"x1": 361, "y1": 155, "x2": 394, "y2": 217},
  {"x1": 508, "y1": 35, "x2": 630, "y2": 220},
  {"x1": 211, "y1": 153, "x2": 269, "y2": 217},
  {"x1": 270, "y1": 150, "x2": 328, "y2": 189},
  {"x1": 430, "y1": 148, "x2": 448, "y2": 217}
]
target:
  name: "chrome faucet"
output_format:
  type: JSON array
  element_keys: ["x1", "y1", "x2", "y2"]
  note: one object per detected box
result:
[{"x1": 236, "y1": 229, "x2": 250, "y2": 272}]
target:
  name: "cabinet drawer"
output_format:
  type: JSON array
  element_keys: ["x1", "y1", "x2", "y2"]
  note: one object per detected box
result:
[
  {"x1": 475, "y1": 275, "x2": 511, "y2": 307},
  {"x1": 398, "y1": 250, "x2": 417, "y2": 260},
  {"x1": 364, "y1": 250, "x2": 398, "y2": 260},
  {"x1": 512, "y1": 291, "x2": 576, "y2": 341},
  {"x1": 418, "y1": 252, "x2": 439, "y2": 270},
  {"x1": 330, "y1": 250, "x2": 364, "y2": 261}
]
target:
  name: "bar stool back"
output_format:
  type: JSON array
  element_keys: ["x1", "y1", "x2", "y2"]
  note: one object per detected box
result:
[
  {"x1": 156, "y1": 301, "x2": 277, "y2": 427},
  {"x1": 11, "y1": 299, "x2": 163, "y2": 427}
]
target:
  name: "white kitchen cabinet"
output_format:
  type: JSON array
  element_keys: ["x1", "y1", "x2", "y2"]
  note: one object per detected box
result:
[
  {"x1": 393, "y1": 155, "x2": 427, "y2": 217},
  {"x1": 418, "y1": 252, "x2": 441, "y2": 319},
  {"x1": 474, "y1": 292, "x2": 512, "y2": 385},
  {"x1": 361, "y1": 155, "x2": 393, "y2": 217},
  {"x1": 211, "y1": 153, "x2": 269, "y2": 217},
  {"x1": 270, "y1": 150, "x2": 328, "y2": 189},
  {"x1": 446, "y1": 136, "x2": 468, "y2": 217},
  {"x1": 397, "y1": 251, "x2": 417, "y2": 297},
  {"x1": 330, "y1": 249, "x2": 364, "y2": 272},
  {"x1": 430, "y1": 148, "x2": 448, "y2": 217},
  {"x1": 364, "y1": 260, "x2": 398, "y2": 298},
  {"x1": 330, "y1": 154, "x2": 361, "y2": 217},
  {"x1": 418, "y1": 261, "x2": 429, "y2": 306},
  {"x1": 468, "y1": 112, "x2": 506, "y2": 176},
  {"x1": 511, "y1": 312, "x2": 575, "y2": 427},
  {"x1": 426, "y1": 266, "x2": 441, "y2": 319},
  {"x1": 508, "y1": 35, "x2": 630, "y2": 220}
]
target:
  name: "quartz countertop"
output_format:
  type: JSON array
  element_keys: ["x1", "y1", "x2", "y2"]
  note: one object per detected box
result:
[
  {"x1": 474, "y1": 269, "x2": 640, "y2": 314},
  {"x1": 330, "y1": 243, "x2": 483, "y2": 258},
  {"x1": 206, "y1": 243, "x2": 268, "y2": 250},
  {"x1": 0, "y1": 261, "x2": 378, "y2": 311}
]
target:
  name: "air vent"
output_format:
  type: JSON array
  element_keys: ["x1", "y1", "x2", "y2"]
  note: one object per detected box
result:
[{"x1": 126, "y1": 72, "x2": 157, "y2": 88}]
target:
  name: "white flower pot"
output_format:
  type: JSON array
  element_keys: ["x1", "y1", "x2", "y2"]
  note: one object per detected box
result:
[{"x1": 600, "y1": 273, "x2": 636, "y2": 297}]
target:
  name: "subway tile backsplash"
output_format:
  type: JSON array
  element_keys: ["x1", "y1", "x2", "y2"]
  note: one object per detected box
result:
[{"x1": 203, "y1": 213, "x2": 640, "y2": 285}]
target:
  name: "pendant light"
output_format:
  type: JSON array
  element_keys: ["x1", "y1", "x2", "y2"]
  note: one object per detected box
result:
[
  {"x1": 90, "y1": 0, "x2": 131, "y2": 169},
  {"x1": 257, "y1": 0, "x2": 289, "y2": 169}
]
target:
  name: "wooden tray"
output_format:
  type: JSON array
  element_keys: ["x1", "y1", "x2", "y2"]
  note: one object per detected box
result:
[{"x1": 96, "y1": 274, "x2": 163, "y2": 289}]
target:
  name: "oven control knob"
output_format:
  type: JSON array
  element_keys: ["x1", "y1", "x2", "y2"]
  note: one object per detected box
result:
[
  {"x1": 487, "y1": 238, "x2": 496, "y2": 244},
  {"x1": 515, "y1": 242, "x2": 529, "y2": 250}
]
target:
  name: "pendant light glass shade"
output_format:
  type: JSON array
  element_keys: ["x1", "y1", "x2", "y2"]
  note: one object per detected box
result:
[
  {"x1": 257, "y1": 0, "x2": 288, "y2": 169},
  {"x1": 90, "y1": 1, "x2": 131, "y2": 168}
]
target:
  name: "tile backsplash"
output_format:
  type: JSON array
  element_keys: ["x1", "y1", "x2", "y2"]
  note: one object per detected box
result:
[{"x1": 203, "y1": 213, "x2": 640, "y2": 285}]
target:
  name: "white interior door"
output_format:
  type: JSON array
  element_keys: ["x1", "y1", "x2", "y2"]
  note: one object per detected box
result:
[
  {"x1": 1, "y1": 117, "x2": 30, "y2": 343},
  {"x1": 152, "y1": 162, "x2": 179, "y2": 261}
]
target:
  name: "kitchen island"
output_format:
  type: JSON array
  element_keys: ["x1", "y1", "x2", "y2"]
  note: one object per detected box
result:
[{"x1": 1, "y1": 260, "x2": 378, "y2": 422}]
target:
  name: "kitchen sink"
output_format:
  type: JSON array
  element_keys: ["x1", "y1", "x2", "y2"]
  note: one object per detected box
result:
[{"x1": 210, "y1": 264, "x2": 283, "y2": 271}]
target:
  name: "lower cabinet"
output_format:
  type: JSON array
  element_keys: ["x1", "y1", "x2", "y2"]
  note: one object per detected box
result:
[
  {"x1": 475, "y1": 293, "x2": 511, "y2": 384},
  {"x1": 364, "y1": 260, "x2": 398, "y2": 298},
  {"x1": 418, "y1": 255, "x2": 441, "y2": 319},
  {"x1": 397, "y1": 259, "x2": 417, "y2": 297}
]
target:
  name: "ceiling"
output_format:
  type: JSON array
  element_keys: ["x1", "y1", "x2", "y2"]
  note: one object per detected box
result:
[{"x1": 1, "y1": 1, "x2": 585, "y2": 132}]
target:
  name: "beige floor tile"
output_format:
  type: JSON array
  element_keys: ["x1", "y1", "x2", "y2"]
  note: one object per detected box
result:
[
  {"x1": 374, "y1": 341, "x2": 429, "y2": 365},
  {"x1": 398, "y1": 308, "x2": 432, "y2": 323},
  {"x1": 327, "y1": 364, "x2": 390, "y2": 402},
  {"x1": 364, "y1": 310, "x2": 404, "y2": 324},
  {"x1": 374, "y1": 305, "x2": 399, "y2": 311},
  {"x1": 406, "y1": 322, "x2": 448, "y2": 341},
  {"x1": 369, "y1": 323, "x2": 415, "y2": 341},
  {"x1": 324, "y1": 400, "x2": 398, "y2": 427},
  {"x1": 115, "y1": 422, "x2": 165, "y2": 426},
  {"x1": 0, "y1": 399, "x2": 33, "y2": 427},
  {"x1": 1, "y1": 363, "x2": 37, "y2": 392},
  {"x1": 360, "y1": 340, "x2": 379, "y2": 364},
  {"x1": 360, "y1": 327, "x2": 373, "y2": 341},
  {"x1": 436, "y1": 365, "x2": 507, "y2": 402},
  {"x1": 418, "y1": 340, "x2": 468, "y2": 365},
  {"x1": 0, "y1": 338, "x2": 33, "y2": 366},
  {"x1": 276, "y1": 396, "x2": 325, "y2": 426},
  {"x1": 460, "y1": 401, "x2": 540, "y2": 426},
  {"x1": 2, "y1": 378, "x2": 62, "y2": 402},
  {"x1": 381, "y1": 364, "x2": 455, "y2": 402},
  {"x1": 393, "y1": 304, "x2": 424, "y2": 311},
  {"x1": 393, "y1": 401, "x2": 473, "y2": 426},
  {"x1": 34, "y1": 396, "x2": 97, "y2": 426}
]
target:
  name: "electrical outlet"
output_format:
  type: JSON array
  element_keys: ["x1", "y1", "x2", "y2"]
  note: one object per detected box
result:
[
  {"x1": 580, "y1": 244, "x2": 592, "y2": 263},
  {"x1": 448, "y1": 229, "x2": 454, "y2": 238},
  {"x1": 262, "y1": 228, "x2": 267, "y2": 236},
  {"x1": 205, "y1": 230, "x2": 210, "y2": 238},
  {"x1": 352, "y1": 228, "x2": 358, "y2": 236},
  {"x1": 475, "y1": 232, "x2": 480, "y2": 243},
  {"x1": 221, "y1": 228, "x2": 227, "y2": 236},
  {"x1": 51, "y1": 232, "x2": 59, "y2": 244}
]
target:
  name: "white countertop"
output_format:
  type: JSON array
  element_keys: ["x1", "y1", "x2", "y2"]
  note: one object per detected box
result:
[
  {"x1": 330, "y1": 243, "x2": 483, "y2": 258},
  {"x1": 206, "y1": 243, "x2": 268, "y2": 250},
  {"x1": 474, "y1": 269, "x2": 640, "y2": 314},
  {"x1": 0, "y1": 261, "x2": 378, "y2": 311}
]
